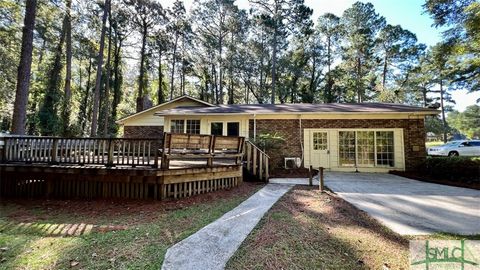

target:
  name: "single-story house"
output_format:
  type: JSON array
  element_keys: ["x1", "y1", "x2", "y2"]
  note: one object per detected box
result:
[{"x1": 118, "y1": 96, "x2": 439, "y2": 172}]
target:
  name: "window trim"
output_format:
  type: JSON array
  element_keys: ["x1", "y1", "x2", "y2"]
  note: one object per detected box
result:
[
  {"x1": 338, "y1": 129, "x2": 395, "y2": 168},
  {"x1": 207, "y1": 120, "x2": 242, "y2": 136},
  {"x1": 169, "y1": 119, "x2": 201, "y2": 134}
]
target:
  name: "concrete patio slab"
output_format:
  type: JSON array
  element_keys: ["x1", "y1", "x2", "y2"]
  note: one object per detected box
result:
[
  {"x1": 325, "y1": 172, "x2": 480, "y2": 235},
  {"x1": 161, "y1": 183, "x2": 293, "y2": 270}
]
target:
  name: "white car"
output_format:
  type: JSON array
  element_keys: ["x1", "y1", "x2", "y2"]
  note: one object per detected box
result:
[{"x1": 428, "y1": 140, "x2": 480, "y2": 157}]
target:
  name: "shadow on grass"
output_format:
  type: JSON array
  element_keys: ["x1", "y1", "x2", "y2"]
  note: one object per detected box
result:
[
  {"x1": 227, "y1": 186, "x2": 411, "y2": 270},
  {"x1": 0, "y1": 183, "x2": 263, "y2": 270}
]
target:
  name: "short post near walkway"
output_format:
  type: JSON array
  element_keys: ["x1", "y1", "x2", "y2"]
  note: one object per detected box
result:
[
  {"x1": 319, "y1": 167, "x2": 324, "y2": 192},
  {"x1": 308, "y1": 165, "x2": 313, "y2": 186}
]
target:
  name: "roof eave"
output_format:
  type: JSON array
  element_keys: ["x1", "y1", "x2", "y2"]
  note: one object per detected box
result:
[
  {"x1": 155, "y1": 110, "x2": 440, "y2": 116},
  {"x1": 116, "y1": 95, "x2": 214, "y2": 124}
]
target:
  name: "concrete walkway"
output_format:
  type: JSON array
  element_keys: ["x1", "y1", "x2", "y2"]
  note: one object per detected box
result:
[
  {"x1": 161, "y1": 183, "x2": 293, "y2": 270},
  {"x1": 325, "y1": 172, "x2": 480, "y2": 235}
]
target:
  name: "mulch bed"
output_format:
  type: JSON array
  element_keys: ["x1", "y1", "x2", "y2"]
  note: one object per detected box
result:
[
  {"x1": 0, "y1": 182, "x2": 264, "y2": 227},
  {"x1": 390, "y1": 171, "x2": 480, "y2": 190}
]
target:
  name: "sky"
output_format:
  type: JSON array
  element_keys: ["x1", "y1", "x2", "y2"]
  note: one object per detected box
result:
[{"x1": 158, "y1": 0, "x2": 480, "y2": 111}]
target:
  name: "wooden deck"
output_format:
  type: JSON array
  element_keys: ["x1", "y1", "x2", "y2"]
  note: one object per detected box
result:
[
  {"x1": 0, "y1": 162, "x2": 242, "y2": 200},
  {"x1": 0, "y1": 135, "x2": 245, "y2": 200}
]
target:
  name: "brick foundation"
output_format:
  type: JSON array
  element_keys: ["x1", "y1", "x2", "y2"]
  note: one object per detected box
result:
[
  {"x1": 250, "y1": 118, "x2": 426, "y2": 171},
  {"x1": 123, "y1": 126, "x2": 164, "y2": 138}
]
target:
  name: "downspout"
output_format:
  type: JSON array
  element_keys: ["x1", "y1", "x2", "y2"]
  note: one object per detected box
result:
[
  {"x1": 299, "y1": 115, "x2": 304, "y2": 167},
  {"x1": 253, "y1": 114, "x2": 257, "y2": 140}
]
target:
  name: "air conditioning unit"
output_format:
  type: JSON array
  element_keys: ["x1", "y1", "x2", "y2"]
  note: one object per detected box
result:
[{"x1": 284, "y1": 157, "x2": 301, "y2": 169}]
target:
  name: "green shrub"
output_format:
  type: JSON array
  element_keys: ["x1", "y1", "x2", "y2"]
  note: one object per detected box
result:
[
  {"x1": 251, "y1": 132, "x2": 285, "y2": 152},
  {"x1": 419, "y1": 157, "x2": 480, "y2": 182}
]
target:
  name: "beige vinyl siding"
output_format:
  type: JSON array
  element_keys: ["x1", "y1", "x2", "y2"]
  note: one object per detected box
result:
[{"x1": 122, "y1": 100, "x2": 207, "y2": 127}]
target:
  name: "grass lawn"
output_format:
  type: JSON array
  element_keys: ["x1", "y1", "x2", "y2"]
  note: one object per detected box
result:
[
  {"x1": 0, "y1": 182, "x2": 263, "y2": 270},
  {"x1": 227, "y1": 186, "x2": 479, "y2": 270}
]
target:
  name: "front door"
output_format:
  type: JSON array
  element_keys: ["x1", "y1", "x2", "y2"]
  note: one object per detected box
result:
[{"x1": 310, "y1": 131, "x2": 330, "y2": 169}]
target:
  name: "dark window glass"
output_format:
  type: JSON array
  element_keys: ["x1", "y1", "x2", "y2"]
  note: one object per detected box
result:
[
  {"x1": 227, "y1": 122, "x2": 239, "y2": 136},
  {"x1": 211, "y1": 122, "x2": 223, "y2": 136},
  {"x1": 470, "y1": 141, "x2": 480, "y2": 146}
]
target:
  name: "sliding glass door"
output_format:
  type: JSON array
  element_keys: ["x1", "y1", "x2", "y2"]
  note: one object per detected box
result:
[
  {"x1": 339, "y1": 131, "x2": 356, "y2": 166},
  {"x1": 338, "y1": 130, "x2": 395, "y2": 168}
]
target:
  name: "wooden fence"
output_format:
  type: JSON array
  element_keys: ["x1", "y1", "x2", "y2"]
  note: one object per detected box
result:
[
  {"x1": 244, "y1": 140, "x2": 269, "y2": 182},
  {"x1": 1, "y1": 137, "x2": 162, "y2": 168}
]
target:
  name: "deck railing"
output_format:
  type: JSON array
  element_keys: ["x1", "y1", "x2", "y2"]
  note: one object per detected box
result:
[
  {"x1": 1, "y1": 136, "x2": 162, "y2": 168},
  {"x1": 244, "y1": 140, "x2": 269, "y2": 182}
]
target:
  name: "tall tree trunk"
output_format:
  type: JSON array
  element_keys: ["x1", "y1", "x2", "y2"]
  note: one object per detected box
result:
[
  {"x1": 270, "y1": 28, "x2": 277, "y2": 104},
  {"x1": 137, "y1": 23, "x2": 147, "y2": 112},
  {"x1": 309, "y1": 55, "x2": 316, "y2": 102},
  {"x1": 356, "y1": 57, "x2": 362, "y2": 102},
  {"x1": 91, "y1": 0, "x2": 110, "y2": 137},
  {"x1": 218, "y1": 33, "x2": 223, "y2": 104},
  {"x1": 157, "y1": 48, "x2": 164, "y2": 104},
  {"x1": 170, "y1": 31, "x2": 179, "y2": 100},
  {"x1": 439, "y1": 79, "x2": 447, "y2": 143},
  {"x1": 80, "y1": 56, "x2": 93, "y2": 133},
  {"x1": 111, "y1": 39, "x2": 122, "y2": 126},
  {"x1": 382, "y1": 54, "x2": 388, "y2": 88},
  {"x1": 39, "y1": 14, "x2": 67, "y2": 136},
  {"x1": 12, "y1": 0, "x2": 37, "y2": 134},
  {"x1": 61, "y1": 0, "x2": 72, "y2": 136},
  {"x1": 422, "y1": 85, "x2": 428, "y2": 107},
  {"x1": 103, "y1": 10, "x2": 113, "y2": 136}
]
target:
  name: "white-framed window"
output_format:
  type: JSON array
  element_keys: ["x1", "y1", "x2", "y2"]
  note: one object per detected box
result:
[
  {"x1": 170, "y1": 119, "x2": 200, "y2": 134},
  {"x1": 208, "y1": 121, "x2": 241, "y2": 136},
  {"x1": 211, "y1": 122, "x2": 223, "y2": 136},
  {"x1": 171, "y1": 120, "x2": 185, "y2": 133},
  {"x1": 186, "y1": 120, "x2": 201, "y2": 134},
  {"x1": 312, "y1": 132, "x2": 328, "y2": 150},
  {"x1": 227, "y1": 122, "x2": 240, "y2": 136},
  {"x1": 339, "y1": 131, "x2": 356, "y2": 166},
  {"x1": 376, "y1": 131, "x2": 394, "y2": 167},
  {"x1": 338, "y1": 130, "x2": 395, "y2": 168},
  {"x1": 357, "y1": 131, "x2": 375, "y2": 166}
]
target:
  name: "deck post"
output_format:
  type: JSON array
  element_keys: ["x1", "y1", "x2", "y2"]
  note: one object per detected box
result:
[
  {"x1": 265, "y1": 157, "x2": 269, "y2": 182},
  {"x1": 50, "y1": 138, "x2": 59, "y2": 164},
  {"x1": 107, "y1": 138, "x2": 114, "y2": 167},
  {"x1": 1, "y1": 137, "x2": 7, "y2": 163},
  {"x1": 153, "y1": 140, "x2": 160, "y2": 168}
]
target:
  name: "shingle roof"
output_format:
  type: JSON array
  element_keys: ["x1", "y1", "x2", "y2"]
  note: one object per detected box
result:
[{"x1": 154, "y1": 103, "x2": 439, "y2": 116}]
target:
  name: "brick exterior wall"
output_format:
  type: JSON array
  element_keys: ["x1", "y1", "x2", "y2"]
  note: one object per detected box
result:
[
  {"x1": 123, "y1": 126, "x2": 164, "y2": 138},
  {"x1": 250, "y1": 118, "x2": 426, "y2": 171}
]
